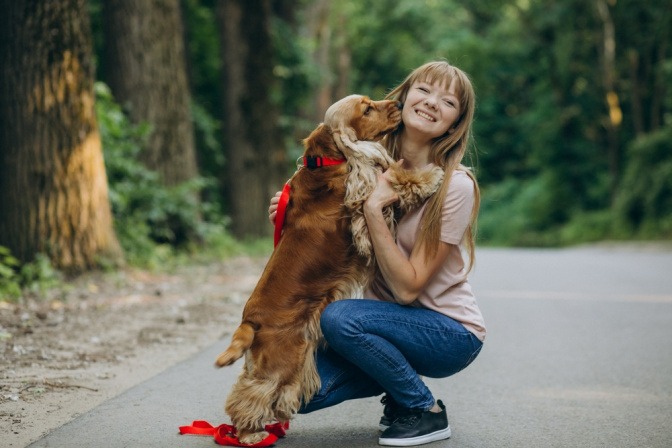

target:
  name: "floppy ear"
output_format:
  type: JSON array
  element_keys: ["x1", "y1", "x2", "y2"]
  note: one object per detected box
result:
[
  {"x1": 339, "y1": 125, "x2": 358, "y2": 144},
  {"x1": 303, "y1": 123, "x2": 344, "y2": 160},
  {"x1": 334, "y1": 126, "x2": 359, "y2": 157}
]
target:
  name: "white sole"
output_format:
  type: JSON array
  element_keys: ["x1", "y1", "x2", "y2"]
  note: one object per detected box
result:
[{"x1": 378, "y1": 426, "x2": 451, "y2": 446}]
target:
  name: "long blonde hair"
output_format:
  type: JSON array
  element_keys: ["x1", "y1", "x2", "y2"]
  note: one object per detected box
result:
[{"x1": 383, "y1": 61, "x2": 480, "y2": 272}]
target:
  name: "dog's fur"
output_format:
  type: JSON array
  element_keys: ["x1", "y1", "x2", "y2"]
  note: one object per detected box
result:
[{"x1": 214, "y1": 95, "x2": 443, "y2": 444}]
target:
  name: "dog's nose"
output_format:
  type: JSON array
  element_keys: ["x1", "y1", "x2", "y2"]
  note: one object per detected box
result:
[{"x1": 396, "y1": 101, "x2": 403, "y2": 110}]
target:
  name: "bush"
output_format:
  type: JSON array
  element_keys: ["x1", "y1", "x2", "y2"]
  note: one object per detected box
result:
[
  {"x1": 614, "y1": 124, "x2": 672, "y2": 238},
  {"x1": 95, "y1": 82, "x2": 246, "y2": 268},
  {"x1": 0, "y1": 246, "x2": 61, "y2": 302},
  {"x1": 0, "y1": 246, "x2": 21, "y2": 300},
  {"x1": 96, "y1": 83, "x2": 206, "y2": 267}
]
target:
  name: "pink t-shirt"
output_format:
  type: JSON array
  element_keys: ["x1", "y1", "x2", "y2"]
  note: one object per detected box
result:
[{"x1": 367, "y1": 168, "x2": 486, "y2": 341}]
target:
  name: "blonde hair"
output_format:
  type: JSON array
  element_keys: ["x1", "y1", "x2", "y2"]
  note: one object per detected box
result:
[{"x1": 383, "y1": 61, "x2": 480, "y2": 272}]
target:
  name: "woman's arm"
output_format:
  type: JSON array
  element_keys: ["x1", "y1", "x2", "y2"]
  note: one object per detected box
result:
[{"x1": 363, "y1": 169, "x2": 452, "y2": 305}]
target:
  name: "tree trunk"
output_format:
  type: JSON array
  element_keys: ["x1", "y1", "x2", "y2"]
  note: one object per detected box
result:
[
  {"x1": 596, "y1": 0, "x2": 620, "y2": 202},
  {"x1": 305, "y1": 0, "x2": 333, "y2": 123},
  {"x1": 0, "y1": 0, "x2": 122, "y2": 272},
  {"x1": 102, "y1": 0, "x2": 198, "y2": 186},
  {"x1": 217, "y1": 0, "x2": 287, "y2": 238},
  {"x1": 333, "y1": 11, "x2": 352, "y2": 102}
]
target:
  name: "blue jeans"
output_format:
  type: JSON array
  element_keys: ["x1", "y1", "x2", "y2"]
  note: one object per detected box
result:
[{"x1": 299, "y1": 299, "x2": 483, "y2": 414}]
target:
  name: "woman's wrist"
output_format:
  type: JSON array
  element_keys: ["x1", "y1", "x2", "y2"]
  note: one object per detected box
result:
[{"x1": 363, "y1": 200, "x2": 383, "y2": 221}]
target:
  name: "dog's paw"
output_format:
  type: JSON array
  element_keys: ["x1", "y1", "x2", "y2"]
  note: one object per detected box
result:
[
  {"x1": 237, "y1": 430, "x2": 270, "y2": 445},
  {"x1": 390, "y1": 164, "x2": 444, "y2": 211}
]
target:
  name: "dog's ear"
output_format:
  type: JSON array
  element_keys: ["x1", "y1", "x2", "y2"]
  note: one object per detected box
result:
[
  {"x1": 334, "y1": 126, "x2": 359, "y2": 157},
  {"x1": 339, "y1": 125, "x2": 358, "y2": 144},
  {"x1": 303, "y1": 123, "x2": 343, "y2": 159}
]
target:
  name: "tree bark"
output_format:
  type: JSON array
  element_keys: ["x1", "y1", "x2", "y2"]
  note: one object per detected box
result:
[
  {"x1": 102, "y1": 0, "x2": 198, "y2": 186},
  {"x1": 596, "y1": 0, "x2": 620, "y2": 201},
  {"x1": 305, "y1": 0, "x2": 333, "y2": 123},
  {"x1": 217, "y1": 0, "x2": 287, "y2": 238},
  {"x1": 0, "y1": 0, "x2": 122, "y2": 272}
]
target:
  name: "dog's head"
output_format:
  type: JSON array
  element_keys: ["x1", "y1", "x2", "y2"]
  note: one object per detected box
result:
[
  {"x1": 324, "y1": 95, "x2": 402, "y2": 143},
  {"x1": 302, "y1": 95, "x2": 401, "y2": 165}
]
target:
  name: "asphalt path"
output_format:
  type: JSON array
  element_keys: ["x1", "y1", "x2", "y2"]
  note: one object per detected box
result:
[{"x1": 30, "y1": 245, "x2": 672, "y2": 448}]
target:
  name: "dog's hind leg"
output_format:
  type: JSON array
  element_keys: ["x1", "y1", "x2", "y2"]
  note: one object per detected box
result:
[
  {"x1": 273, "y1": 339, "x2": 321, "y2": 421},
  {"x1": 225, "y1": 372, "x2": 277, "y2": 445}
]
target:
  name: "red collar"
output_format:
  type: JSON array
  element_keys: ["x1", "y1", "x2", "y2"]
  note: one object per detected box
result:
[{"x1": 299, "y1": 156, "x2": 346, "y2": 170}]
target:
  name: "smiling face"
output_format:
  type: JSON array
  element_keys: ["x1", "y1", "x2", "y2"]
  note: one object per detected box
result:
[{"x1": 401, "y1": 79, "x2": 461, "y2": 141}]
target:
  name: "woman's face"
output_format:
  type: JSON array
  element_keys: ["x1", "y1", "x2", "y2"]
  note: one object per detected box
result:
[{"x1": 401, "y1": 79, "x2": 461, "y2": 141}]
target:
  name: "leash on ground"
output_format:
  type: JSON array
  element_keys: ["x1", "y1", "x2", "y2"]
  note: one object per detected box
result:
[{"x1": 179, "y1": 420, "x2": 289, "y2": 447}]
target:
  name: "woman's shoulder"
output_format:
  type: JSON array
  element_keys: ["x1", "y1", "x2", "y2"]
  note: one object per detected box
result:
[
  {"x1": 446, "y1": 168, "x2": 475, "y2": 197},
  {"x1": 451, "y1": 166, "x2": 475, "y2": 182}
]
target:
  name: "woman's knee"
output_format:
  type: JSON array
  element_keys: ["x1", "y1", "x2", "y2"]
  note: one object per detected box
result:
[{"x1": 320, "y1": 300, "x2": 359, "y2": 342}]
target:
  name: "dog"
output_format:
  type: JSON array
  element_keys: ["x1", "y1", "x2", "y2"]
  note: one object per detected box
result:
[{"x1": 214, "y1": 95, "x2": 444, "y2": 445}]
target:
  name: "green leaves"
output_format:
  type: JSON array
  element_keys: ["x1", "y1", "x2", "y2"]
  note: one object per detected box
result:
[
  {"x1": 0, "y1": 247, "x2": 61, "y2": 302},
  {"x1": 96, "y1": 82, "x2": 221, "y2": 267},
  {"x1": 0, "y1": 246, "x2": 21, "y2": 300}
]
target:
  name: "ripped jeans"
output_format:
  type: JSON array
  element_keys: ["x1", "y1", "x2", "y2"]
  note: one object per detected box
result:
[{"x1": 299, "y1": 299, "x2": 483, "y2": 413}]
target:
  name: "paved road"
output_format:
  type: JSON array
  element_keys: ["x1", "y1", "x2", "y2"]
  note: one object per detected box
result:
[{"x1": 30, "y1": 246, "x2": 672, "y2": 448}]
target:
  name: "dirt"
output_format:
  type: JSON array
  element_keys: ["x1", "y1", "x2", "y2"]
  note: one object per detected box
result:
[{"x1": 0, "y1": 255, "x2": 268, "y2": 448}]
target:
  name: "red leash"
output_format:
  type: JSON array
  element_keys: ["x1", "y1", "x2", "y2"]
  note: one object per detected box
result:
[
  {"x1": 179, "y1": 420, "x2": 289, "y2": 447},
  {"x1": 273, "y1": 182, "x2": 291, "y2": 247}
]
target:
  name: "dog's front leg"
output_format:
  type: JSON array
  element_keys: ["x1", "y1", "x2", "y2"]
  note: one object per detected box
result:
[{"x1": 389, "y1": 164, "x2": 444, "y2": 211}]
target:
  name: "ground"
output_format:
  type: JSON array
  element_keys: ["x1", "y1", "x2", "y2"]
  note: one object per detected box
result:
[{"x1": 0, "y1": 256, "x2": 267, "y2": 448}]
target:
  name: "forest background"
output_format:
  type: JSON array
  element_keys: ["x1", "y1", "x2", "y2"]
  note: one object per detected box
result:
[{"x1": 0, "y1": 0, "x2": 670, "y2": 298}]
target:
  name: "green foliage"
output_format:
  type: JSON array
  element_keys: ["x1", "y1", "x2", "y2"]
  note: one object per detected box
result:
[
  {"x1": 96, "y1": 82, "x2": 247, "y2": 268},
  {"x1": 87, "y1": 0, "x2": 672, "y2": 248},
  {"x1": 0, "y1": 247, "x2": 61, "y2": 302},
  {"x1": 614, "y1": 124, "x2": 672, "y2": 238},
  {"x1": 0, "y1": 246, "x2": 21, "y2": 300}
]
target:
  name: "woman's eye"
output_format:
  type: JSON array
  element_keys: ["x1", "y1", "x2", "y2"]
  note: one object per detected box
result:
[{"x1": 418, "y1": 87, "x2": 429, "y2": 93}]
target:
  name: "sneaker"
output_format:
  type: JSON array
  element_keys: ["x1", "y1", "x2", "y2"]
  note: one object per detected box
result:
[
  {"x1": 378, "y1": 400, "x2": 451, "y2": 447},
  {"x1": 379, "y1": 394, "x2": 402, "y2": 431}
]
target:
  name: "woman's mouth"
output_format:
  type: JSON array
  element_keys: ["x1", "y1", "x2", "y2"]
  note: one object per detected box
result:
[{"x1": 415, "y1": 109, "x2": 436, "y2": 122}]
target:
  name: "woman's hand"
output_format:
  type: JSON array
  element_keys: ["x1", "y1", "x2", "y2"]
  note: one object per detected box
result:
[
  {"x1": 364, "y1": 161, "x2": 403, "y2": 214},
  {"x1": 268, "y1": 191, "x2": 282, "y2": 225}
]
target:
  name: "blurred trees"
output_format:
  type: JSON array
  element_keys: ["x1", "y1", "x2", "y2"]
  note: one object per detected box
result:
[
  {"x1": 1, "y1": 0, "x2": 670, "y2": 277},
  {"x1": 102, "y1": 0, "x2": 198, "y2": 187},
  {"x1": 0, "y1": 0, "x2": 122, "y2": 272},
  {"x1": 216, "y1": 0, "x2": 289, "y2": 238}
]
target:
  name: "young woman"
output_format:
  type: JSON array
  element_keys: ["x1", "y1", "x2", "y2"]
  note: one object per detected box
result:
[{"x1": 269, "y1": 60, "x2": 485, "y2": 447}]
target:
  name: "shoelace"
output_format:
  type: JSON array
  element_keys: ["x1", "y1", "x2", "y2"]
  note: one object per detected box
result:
[
  {"x1": 380, "y1": 394, "x2": 401, "y2": 418},
  {"x1": 394, "y1": 411, "x2": 422, "y2": 428}
]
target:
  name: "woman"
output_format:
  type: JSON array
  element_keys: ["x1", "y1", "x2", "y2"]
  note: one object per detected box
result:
[{"x1": 269, "y1": 60, "x2": 485, "y2": 447}]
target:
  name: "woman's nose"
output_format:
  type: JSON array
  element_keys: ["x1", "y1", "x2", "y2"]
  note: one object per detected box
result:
[{"x1": 424, "y1": 97, "x2": 438, "y2": 109}]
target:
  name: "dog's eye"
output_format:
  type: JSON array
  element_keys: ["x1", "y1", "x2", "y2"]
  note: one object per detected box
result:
[{"x1": 363, "y1": 105, "x2": 373, "y2": 115}]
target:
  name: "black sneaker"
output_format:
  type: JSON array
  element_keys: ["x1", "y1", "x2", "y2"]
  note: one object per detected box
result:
[
  {"x1": 378, "y1": 400, "x2": 451, "y2": 446},
  {"x1": 379, "y1": 394, "x2": 402, "y2": 431}
]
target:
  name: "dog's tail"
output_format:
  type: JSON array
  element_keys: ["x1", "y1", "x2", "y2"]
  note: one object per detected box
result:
[{"x1": 214, "y1": 322, "x2": 255, "y2": 367}]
